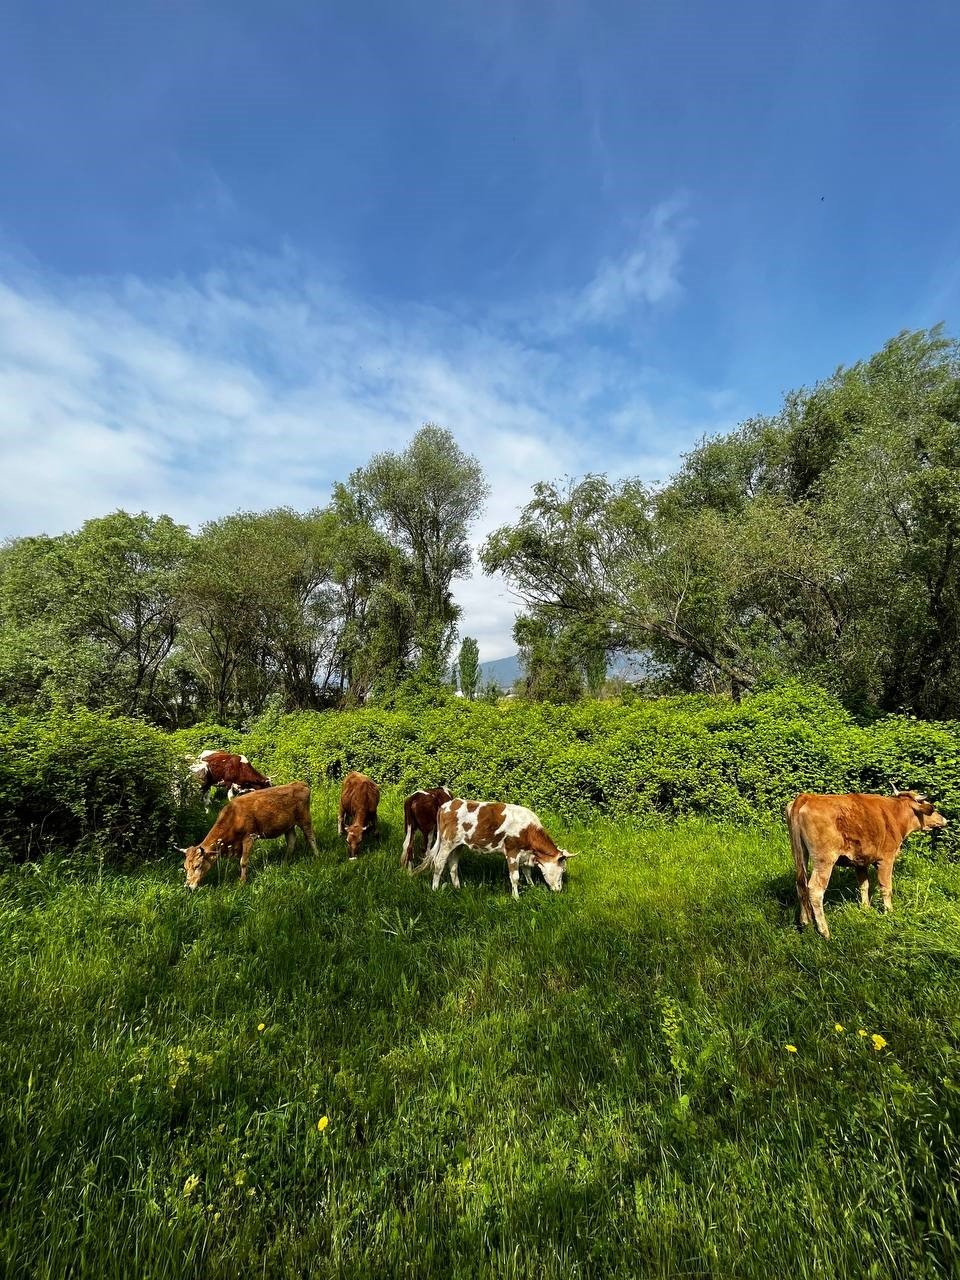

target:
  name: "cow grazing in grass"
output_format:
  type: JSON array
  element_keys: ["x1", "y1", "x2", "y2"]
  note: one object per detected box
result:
[
  {"x1": 786, "y1": 789, "x2": 947, "y2": 939},
  {"x1": 422, "y1": 798, "x2": 576, "y2": 897},
  {"x1": 181, "y1": 781, "x2": 317, "y2": 889},
  {"x1": 188, "y1": 750, "x2": 271, "y2": 804},
  {"x1": 400, "y1": 786, "x2": 453, "y2": 872},
  {"x1": 339, "y1": 771, "x2": 380, "y2": 859}
]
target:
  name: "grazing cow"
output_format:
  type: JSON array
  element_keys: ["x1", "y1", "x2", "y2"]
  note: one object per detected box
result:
[
  {"x1": 339, "y1": 771, "x2": 380, "y2": 859},
  {"x1": 786, "y1": 789, "x2": 947, "y2": 939},
  {"x1": 188, "y1": 750, "x2": 272, "y2": 804},
  {"x1": 422, "y1": 798, "x2": 576, "y2": 897},
  {"x1": 181, "y1": 781, "x2": 318, "y2": 889},
  {"x1": 400, "y1": 786, "x2": 453, "y2": 872}
]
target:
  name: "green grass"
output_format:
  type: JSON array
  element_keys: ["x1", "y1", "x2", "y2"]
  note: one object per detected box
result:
[{"x1": 3, "y1": 800, "x2": 960, "y2": 1278}]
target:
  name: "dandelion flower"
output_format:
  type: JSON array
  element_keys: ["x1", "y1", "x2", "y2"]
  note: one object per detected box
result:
[
  {"x1": 213, "y1": 1211, "x2": 221, "y2": 1223},
  {"x1": 317, "y1": 1116, "x2": 330, "y2": 1132},
  {"x1": 182, "y1": 1174, "x2": 200, "y2": 1198},
  {"x1": 834, "y1": 1023, "x2": 844, "y2": 1033},
  {"x1": 257, "y1": 1023, "x2": 266, "y2": 1032},
  {"x1": 871, "y1": 1034, "x2": 888, "y2": 1051},
  {"x1": 785, "y1": 1044, "x2": 798, "y2": 1054},
  {"x1": 857, "y1": 1029, "x2": 867, "y2": 1038}
]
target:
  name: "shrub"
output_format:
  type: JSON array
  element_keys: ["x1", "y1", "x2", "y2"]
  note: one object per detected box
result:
[{"x1": 0, "y1": 706, "x2": 183, "y2": 865}]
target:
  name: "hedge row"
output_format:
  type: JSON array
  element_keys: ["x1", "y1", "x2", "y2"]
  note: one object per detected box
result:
[
  {"x1": 185, "y1": 683, "x2": 960, "y2": 846},
  {"x1": 3, "y1": 684, "x2": 959, "y2": 865}
]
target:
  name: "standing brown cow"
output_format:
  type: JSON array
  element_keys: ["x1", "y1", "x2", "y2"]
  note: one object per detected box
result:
[
  {"x1": 786, "y1": 789, "x2": 947, "y2": 939},
  {"x1": 339, "y1": 771, "x2": 380, "y2": 859},
  {"x1": 400, "y1": 786, "x2": 453, "y2": 871},
  {"x1": 181, "y1": 781, "x2": 318, "y2": 889}
]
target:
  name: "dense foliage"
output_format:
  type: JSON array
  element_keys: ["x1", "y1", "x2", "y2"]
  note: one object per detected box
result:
[
  {"x1": 5, "y1": 684, "x2": 957, "y2": 865},
  {"x1": 0, "y1": 425, "x2": 486, "y2": 725},
  {"x1": 483, "y1": 326, "x2": 960, "y2": 715}
]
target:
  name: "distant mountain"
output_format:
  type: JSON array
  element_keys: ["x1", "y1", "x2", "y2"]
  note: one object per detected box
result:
[
  {"x1": 477, "y1": 651, "x2": 655, "y2": 691},
  {"x1": 478, "y1": 653, "x2": 523, "y2": 690}
]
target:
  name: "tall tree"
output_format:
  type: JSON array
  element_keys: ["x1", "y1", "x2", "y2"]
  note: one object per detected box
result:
[
  {"x1": 456, "y1": 636, "x2": 480, "y2": 699},
  {"x1": 348, "y1": 424, "x2": 488, "y2": 680}
]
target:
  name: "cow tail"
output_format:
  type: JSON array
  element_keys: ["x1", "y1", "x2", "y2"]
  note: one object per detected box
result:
[
  {"x1": 786, "y1": 799, "x2": 812, "y2": 921},
  {"x1": 401, "y1": 820, "x2": 414, "y2": 868}
]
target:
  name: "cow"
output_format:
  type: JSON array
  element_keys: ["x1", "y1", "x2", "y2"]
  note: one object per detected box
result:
[
  {"x1": 187, "y1": 750, "x2": 272, "y2": 804},
  {"x1": 786, "y1": 788, "x2": 947, "y2": 939},
  {"x1": 420, "y1": 798, "x2": 576, "y2": 897},
  {"x1": 180, "y1": 781, "x2": 318, "y2": 890},
  {"x1": 400, "y1": 786, "x2": 453, "y2": 872},
  {"x1": 338, "y1": 771, "x2": 380, "y2": 859}
]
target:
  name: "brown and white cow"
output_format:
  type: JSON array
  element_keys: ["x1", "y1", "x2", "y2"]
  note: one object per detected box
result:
[
  {"x1": 421, "y1": 798, "x2": 576, "y2": 897},
  {"x1": 180, "y1": 781, "x2": 318, "y2": 889},
  {"x1": 188, "y1": 750, "x2": 272, "y2": 804},
  {"x1": 338, "y1": 771, "x2": 380, "y2": 859},
  {"x1": 400, "y1": 786, "x2": 453, "y2": 872},
  {"x1": 786, "y1": 789, "x2": 947, "y2": 939}
]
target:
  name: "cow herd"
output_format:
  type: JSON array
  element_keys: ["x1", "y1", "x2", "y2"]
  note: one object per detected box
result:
[{"x1": 181, "y1": 750, "x2": 948, "y2": 937}]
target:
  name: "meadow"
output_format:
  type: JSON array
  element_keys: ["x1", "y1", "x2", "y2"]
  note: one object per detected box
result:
[{"x1": 3, "y1": 795, "x2": 960, "y2": 1279}]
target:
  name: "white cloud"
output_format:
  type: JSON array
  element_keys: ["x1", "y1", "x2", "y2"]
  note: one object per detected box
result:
[{"x1": 0, "y1": 211, "x2": 729, "y2": 660}]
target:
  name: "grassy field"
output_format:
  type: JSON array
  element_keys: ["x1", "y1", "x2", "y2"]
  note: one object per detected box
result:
[{"x1": 2, "y1": 798, "x2": 960, "y2": 1278}]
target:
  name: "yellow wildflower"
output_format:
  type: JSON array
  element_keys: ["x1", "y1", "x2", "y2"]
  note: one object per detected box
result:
[
  {"x1": 785, "y1": 1044, "x2": 798, "y2": 1054},
  {"x1": 834, "y1": 1023, "x2": 844, "y2": 1033},
  {"x1": 182, "y1": 1174, "x2": 200, "y2": 1198},
  {"x1": 234, "y1": 1169, "x2": 247, "y2": 1186},
  {"x1": 257, "y1": 1023, "x2": 266, "y2": 1032},
  {"x1": 317, "y1": 1116, "x2": 330, "y2": 1132},
  {"x1": 857, "y1": 1029, "x2": 867, "y2": 1037},
  {"x1": 871, "y1": 1034, "x2": 888, "y2": 1051}
]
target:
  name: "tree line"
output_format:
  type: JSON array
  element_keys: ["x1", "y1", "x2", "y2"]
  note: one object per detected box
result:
[
  {"x1": 483, "y1": 326, "x2": 960, "y2": 718},
  {"x1": 3, "y1": 326, "x2": 958, "y2": 724},
  {"x1": 0, "y1": 426, "x2": 488, "y2": 726}
]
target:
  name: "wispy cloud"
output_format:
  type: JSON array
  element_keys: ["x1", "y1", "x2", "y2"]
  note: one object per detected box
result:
[{"x1": 0, "y1": 207, "x2": 732, "y2": 659}]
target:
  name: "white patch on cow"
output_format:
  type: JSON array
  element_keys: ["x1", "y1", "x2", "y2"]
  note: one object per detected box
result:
[
  {"x1": 199, "y1": 750, "x2": 215, "y2": 760},
  {"x1": 239, "y1": 755, "x2": 249, "y2": 765}
]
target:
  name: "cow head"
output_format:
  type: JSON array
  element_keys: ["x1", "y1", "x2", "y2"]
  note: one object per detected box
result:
[
  {"x1": 896, "y1": 790, "x2": 948, "y2": 832},
  {"x1": 346, "y1": 820, "x2": 367, "y2": 859},
  {"x1": 181, "y1": 842, "x2": 220, "y2": 889},
  {"x1": 534, "y1": 848, "x2": 577, "y2": 891}
]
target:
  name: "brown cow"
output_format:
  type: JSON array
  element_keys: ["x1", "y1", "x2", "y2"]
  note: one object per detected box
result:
[
  {"x1": 181, "y1": 781, "x2": 317, "y2": 889},
  {"x1": 339, "y1": 771, "x2": 380, "y2": 859},
  {"x1": 188, "y1": 750, "x2": 271, "y2": 804},
  {"x1": 421, "y1": 798, "x2": 576, "y2": 897},
  {"x1": 786, "y1": 789, "x2": 947, "y2": 938},
  {"x1": 400, "y1": 786, "x2": 453, "y2": 872}
]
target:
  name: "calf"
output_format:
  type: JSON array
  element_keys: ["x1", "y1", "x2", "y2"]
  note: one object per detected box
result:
[
  {"x1": 423, "y1": 798, "x2": 576, "y2": 897},
  {"x1": 400, "y1": 786, "x2": 453, "y2": 872},
  {"x1": 181, "y1": 781, "x2": 317, "y2": 889},
  {"x1": 786, "y1": 789, "x2": 947, "y2": 939},
  {"x1": 339, "y1": 771, "x2": 380, "y2": 859},
  {"x1": 188, "y1": 750, "x2": 272, "y2": 803}
]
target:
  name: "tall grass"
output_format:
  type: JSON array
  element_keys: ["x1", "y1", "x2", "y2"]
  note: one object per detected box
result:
[{"x1": 2, "y1": 799, "x2": 960, "y2": 1277}]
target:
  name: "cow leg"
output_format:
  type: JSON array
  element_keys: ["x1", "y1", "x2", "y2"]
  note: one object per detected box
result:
[
  {"x1": 807, "y1": 862, "x2": 832, "y2": 939},
  {"x1": 239, "y1": 835, "x2": 256, "y2": 885},
  {"x1": 448, "y1": 850, "x2": 462, "y2": 889},
  {"x1": 431, "y1": 838, "x2": 454, "y2": 891},
  {"x1": 507, "y1": 857, "x2": 521, "y2": 899},
  {"x1": 521, "y1": 863, "x2": 534, "y2": 886},
  {"x1": 854, "y1": 866, "x2": 871, "y2": 910},
  {"x1": 285, "y1": 829, "x2": 297, "y2": 859},
  {"x1": 302, "y1": 818, "x2": 319, "y2": 856},
  {"x1": 877, "y1": 859, "x2": 895, "y2": 913}
]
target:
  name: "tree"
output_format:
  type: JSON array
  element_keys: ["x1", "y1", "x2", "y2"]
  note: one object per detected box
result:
[
  {"x1": 348, "y1": 425, "x2": 488, "y2": 680},
  {"x1": 0, "y1": 512, "x2": 190, "y2": 722},
  {"x1": 484, "y1": 328, "x2": 960, "y2": 715},
  {"x1": 456, "y1": 636, "x2": 480, "y2": 699}
]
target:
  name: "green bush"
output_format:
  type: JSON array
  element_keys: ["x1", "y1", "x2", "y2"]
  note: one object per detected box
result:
[
  {"x1": 0, "y1": 706, "x2": 184, "y2": 865},
  {"x1": 2, "y1": 684, "x2": 958, "y2": 864}
]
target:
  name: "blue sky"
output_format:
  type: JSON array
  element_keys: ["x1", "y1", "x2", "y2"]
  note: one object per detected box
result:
[{"x1": 2, "y1": 1, "x2": 959, "y2": 657}]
